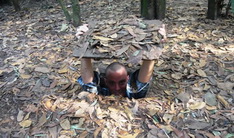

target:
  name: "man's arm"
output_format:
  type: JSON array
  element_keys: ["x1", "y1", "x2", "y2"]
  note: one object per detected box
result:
[
  {"x1": 138, "y1": 60, "x2": 155, "y2": 83},
  {"x1": 81, "y1": 58, "x2": 94, "y2": 84},
  {"x1": 137, "y1": 24, "x2": 165, "y2": 83}
]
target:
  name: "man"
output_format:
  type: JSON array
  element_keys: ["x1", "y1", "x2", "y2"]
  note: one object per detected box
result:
[
  {"x1": 77, "y1": 24, "x2": 166, "y2": 99},
  {"x1": 77, "y1": 59, "x2": 155, "y2": 99}
]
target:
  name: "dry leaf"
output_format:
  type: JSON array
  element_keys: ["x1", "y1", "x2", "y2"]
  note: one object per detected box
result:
[
  {"x1": 163, "y1": 113, "x2": 174, "y2": 124},
  {"x1": 217, "y1": 94, "x2": 230, "y2": 108},
  {"x1": 135, "y1": 34, "x2": 146, "y2": 42},
  {"x1": 118, "y1": 129, "x2": 141, "y2": 138},
  {"x1": 185, "y1": 120, "x2": 210, "y2": 129},
  {"x1": 20, "y1": 74, "x2": 32, "y2": 79},
  {"x1": 171, "y1": 73, "x2": 183, "y2": 80},
  {"x1": 19, "y1": 120, "x2": 32, "y2": 128},
  {"x1": 204, "y1": 92, "x2": 217, "y2": 106},
  {"x1": 199, "y1": 59, "x2": 207, "y2": 68},
  {"x1": 93, "y1": 35, "x2": 113, "y2": 41},
  {"x1": 177, "y1": 92, "x2": 190, "y2": 103},
  {"x1": 58, "y1": 67, "x2": 68, "y2": 74},
  {"x1": 74, "y1": 108, "x2": 85, "y2": 117},
  {"x1": 25, "y1": 104, "x2": 38, "y2": 112},
  {"x1": 115, "y1": 45, "x2": 130, "y2": 56},
  {"x1": 125, "y1": 26, "x2": 136, "y2": 37},
  {"x1": 79, "y1": 131, "x2": 88, "y2": 138},
  {"x1": 24, "y1": 112, "x2": 30, "y2": 120},
  {"x1": 123, "y1": 106, "x2": 134, "y2": 120},
  {"x1": 37, "y1": 113, "x2": 47, "y2": 127},
  {"x1": 205, "y1": 105, "x2": 217, "y2": 110},
  {"x1": 94, "y1": 126, "x2": 103, "y2": 138},
  {"x1": 197, "y1": 69, "x2": 206, "y2": 77},
  {"x1": 48, "y1": 126, "x2": 58, "y2": 138},
  {"x1": 35, "y1": 66, "x2": 50, "y2": 73},
  {"x1": 189, "y1": 102, "x2": 206, "y2": 110},
  {"x1": 101, "y1": 128, "x2": 109, "y2": 138},
  {"x1": 60, "y1": 118, "x2": 71, "y2": 130},
  {"x1": 109, "y1": 33, "x2": 118, "y2": 38},
  {"x1": 217, "y1": 82, "x2": 234, "y2": 91},
  {"x1": 17, "y1": 110, "x2": 24, "y2": 122}
]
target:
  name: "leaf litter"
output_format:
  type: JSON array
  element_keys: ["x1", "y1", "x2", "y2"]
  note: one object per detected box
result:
[{"x1": 0, "y1": 0, "x2": 234, "y2": 137}]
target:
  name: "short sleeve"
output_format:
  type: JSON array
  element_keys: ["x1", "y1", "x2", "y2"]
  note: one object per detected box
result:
[
  {"x1": 126, "y1": 70, "x2": 150, "y2": 99},
  {"x1": 77, "y1": 71, "x2": 100, "y2": 94},
  {"x1": 77, "y1": 71, "x2": 111, "y2": 96}
]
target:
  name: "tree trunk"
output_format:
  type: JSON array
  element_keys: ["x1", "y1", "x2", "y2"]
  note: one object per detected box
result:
[
  {"x1": 58, "y1": 0, "x2": 71, "y2": 22},
  {"x1": 207, "y1": 0, "x2": 226, "y2": 19},
  {"x1": 155, "y1": 0, "x2": 166, "y2": 19},
  {"x1": 141, "y1": 0, "x2": 166, "y2": 20},
  {"x1": 71, "y1": 0, "x2": 81, "y2": 27},
  {"x1": 141, "y1": 0, "x2": 155, "y2": 19},
  {"x1": 11, "y1": 0, "x2": 21, "y2": 11},
  {"x1": 207, "y1": 0, "x2": 218, "y2": 19}
]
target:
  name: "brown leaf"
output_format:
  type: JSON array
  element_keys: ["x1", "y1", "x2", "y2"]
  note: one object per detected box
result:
[
  {"x1": 48, "y1": 126, "x2": 58, "y2": 138},
  {"x1": 163, "y1": 113, "x2": 174, "y2": 124},
  {"x1": 125, "y1": 26, "x2": 136, "y2": 37},
  {"x1": 20, "y1": 74, "x2": 32, "y2": 79},
  {"x1": 171, "y1": 72, "x2": 183, "y2": 80},
  {"x1": 135, "y1": 34, "x2": 146, "y2": 42},
  {"x1": 189, "y1": 102, "x2": 206, "y2": 110},
  {"x1": 60, "y1": 118, "x2": 70, "y2": 130},
  {"x1": 19, "y1": 120, "x2": 32, "y2": 128},
  {"x1": 17, "y1": 110, "x2": 24, "y2": 122},
  {"x1": 176, "y1": 92, "x2": 190, "y2": 103},
  {"x1": 50, "y1": 79, "x2": 58, "y2": 89},
  {"x1": 217, "y1": 94, "x2": 230, "y2": 108},
  {"x1": 115, "y1": 45, "x2": 130, "y2": 56},
  {"x1": 94, "y1": 126, "x2": 103, "y2": 138},
  {"x1": 35, "y1": 66, "x2": 50, "y2": 73},
  {"x1": 217, "y1": 82, "x2": 234, "y2": 91},
  {"x1": 197, "y1": 69, "x2": 207, "y2": 77},
  {"x1": 199, "y1": 59, "x2": 207, "y2": 68},
  {"x1": 93, "y1": 35, "x2": 113, "y2": 41},
  {"x1": 58, "y1": 67, "x2": 68, "y2": 74},
  {"x1": 185, "y1": 120, "x2": 210, "y2": 129},
  {"x1": 37, "y1": 113, "x2": 47, "y2": 127},
  {"x1": 25, "y1": 104, "x2": 38, "y2": 113},
  {"x1": 204, "y1": 92, "x2": 217, "y2": 106},
  {"x1": 142, "y1": 46, "x2": 163, "y2": 60},
  {"x1": 79, "y1": 131, "x2": 89, "y2": 138},
  {"x1": 118, "y1": 129, "x2": 141, "y2": 138}
]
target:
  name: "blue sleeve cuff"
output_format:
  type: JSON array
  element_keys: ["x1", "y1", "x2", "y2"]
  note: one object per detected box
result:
[{"x1": 77, "y1": 71, "x2": 100, "y2": 94}]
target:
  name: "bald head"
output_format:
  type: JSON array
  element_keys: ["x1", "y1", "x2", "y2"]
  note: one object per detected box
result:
[{"x1": 105, "y1": 62, "x2": 127, "y2": 76}]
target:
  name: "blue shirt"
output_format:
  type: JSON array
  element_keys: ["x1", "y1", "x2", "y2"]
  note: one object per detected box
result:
[{"x1": 77, "y1": 70, "x2": 150, "y2": 99}]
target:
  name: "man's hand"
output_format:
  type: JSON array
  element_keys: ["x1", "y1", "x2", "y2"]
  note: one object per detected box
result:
[
  {"x1": 142, "y1": 46, "x2": 163, "y2": 60},
  {"x1": 76, "y1": 24, "x2": 89, "y2": 39},
  {"x1": 142, "y1": 24, "x2": 166, "y2": 60},
  {"x1": 158, "y1": 24, "x2": 167, "y2": 43}
]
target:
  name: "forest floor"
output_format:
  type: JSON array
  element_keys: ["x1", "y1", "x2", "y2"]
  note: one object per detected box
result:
[{"x1": 0, "y1": 0, "x2": 234, "y2": 137}]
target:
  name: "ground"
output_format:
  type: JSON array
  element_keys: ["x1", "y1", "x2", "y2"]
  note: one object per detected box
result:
[{"x1": 0, "y1": 0, "x2": 234, "y2": 137}]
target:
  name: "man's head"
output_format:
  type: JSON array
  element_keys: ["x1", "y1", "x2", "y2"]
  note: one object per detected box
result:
[{"x1": 104, "y1": 62, "x2": 129, "y2": 97}]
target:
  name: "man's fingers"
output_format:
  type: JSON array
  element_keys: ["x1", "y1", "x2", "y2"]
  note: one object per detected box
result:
[
  {"x1": 158, "y1": 24, "x2": 167, "y2": 42},
  {"x1": 76, "y1": 24, "x2": 89, "y2": 39}
]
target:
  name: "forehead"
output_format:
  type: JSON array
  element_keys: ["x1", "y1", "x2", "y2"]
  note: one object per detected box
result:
[{"x1": 106, "y1": 68, "x2": 128, "y2": 80}]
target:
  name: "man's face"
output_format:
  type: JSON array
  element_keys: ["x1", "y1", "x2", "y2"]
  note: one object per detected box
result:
[{"x1": 105, "y1": 68, "x2": 129, "y2": 97}]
